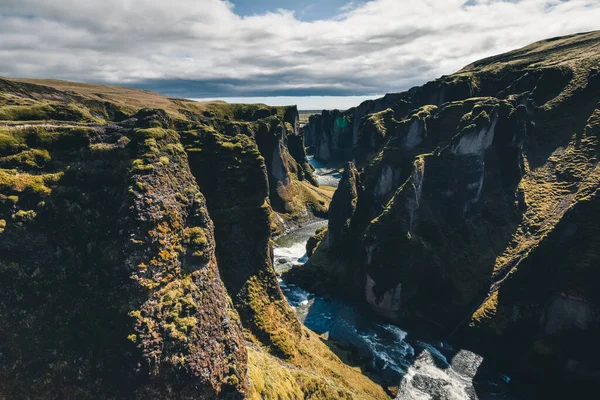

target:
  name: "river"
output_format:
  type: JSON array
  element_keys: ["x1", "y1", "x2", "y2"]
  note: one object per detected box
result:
[{"x1": 272, "y1": 156, "x2": 518, "y2": 398}]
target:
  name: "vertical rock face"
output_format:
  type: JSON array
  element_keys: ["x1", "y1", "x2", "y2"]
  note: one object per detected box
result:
[
  {"x1": 327, "y1": 162, "x2": 359, "y2": 248},
  {"x1": 0, "y1": 110, "x2": 247, "y2": 398},
  {"x1": 202, "y1": 107, "x2": 325, "y2": 219},
  {"x1": 183, "y1": 130, "x2": 303, "y2": 359},
  {"x1": 360, "y1": 100, "x2": 528, "y2": 325},
  {"x1": 122, "y1": 114, "x2": 248, "y2": 399},
  {"x1": 302, "y1": 95, "x2": 405, "y2": 163},
  {"x1": 295, "y1": 31, "x2": 600, "y2": 386}
]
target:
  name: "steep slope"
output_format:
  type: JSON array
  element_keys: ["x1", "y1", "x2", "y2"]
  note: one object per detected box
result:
[
  {"x1": 291, "y1": 30, "x2": 600, "y2": 387},
  {"x1": 0, "y1": 79, "x2": 387, "y2": 399}
]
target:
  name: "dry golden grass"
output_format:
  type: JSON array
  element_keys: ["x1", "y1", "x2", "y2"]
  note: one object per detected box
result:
[
  {"x1": 459, "y1": 30, "x2": 600, "y2": 73},
  {"x1": 5, "y1": 77, "x2": 222, "y2": 120},
  {"x1": 247, "y1": 329, "x2": 389, "y2": 400},
  {"x1": 289, "y1": 179, "x2": 331, "y2": 215},
  {"x1": 492, "y1": 131, "x2": 598, "y2": 275}
]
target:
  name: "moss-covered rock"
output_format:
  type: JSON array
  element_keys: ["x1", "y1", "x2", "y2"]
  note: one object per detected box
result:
[
  {"x1": 292, "y1": 30, "x2": 600, "y2": 389},
  {"x1": 306, "y1": 226, "x2": 327, "y2": 257},
  {"x1": 0, "y1": 112, "x2": 247, "y2": 399},
  {"x1": 0, "y1": 77, "x2": 387, "y2": 399}
]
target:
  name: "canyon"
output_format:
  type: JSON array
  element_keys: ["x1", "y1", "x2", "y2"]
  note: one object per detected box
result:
[{"x1": 1, "y1": 30, "x2": 599, "y2": 399}]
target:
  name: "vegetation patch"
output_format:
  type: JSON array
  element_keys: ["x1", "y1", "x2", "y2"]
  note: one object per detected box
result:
[{"x1": 247, "y1": 330, "x2": 389, "y2": 400}]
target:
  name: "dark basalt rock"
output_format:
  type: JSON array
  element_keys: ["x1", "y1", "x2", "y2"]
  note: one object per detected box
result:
[
  {"x1": 327, "y1": 162, "x2": 359, "y2": 249},
  {"x1": 183, "y1": 129, "x2": 302, "y2": 359}
]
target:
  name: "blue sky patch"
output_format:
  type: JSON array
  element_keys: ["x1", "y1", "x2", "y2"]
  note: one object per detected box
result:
[{"x1": 229, "y1": 0, "x2": 365, "y2": 21}]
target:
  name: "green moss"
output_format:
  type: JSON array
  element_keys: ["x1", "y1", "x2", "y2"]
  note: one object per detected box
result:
[
  {"x1": 0, "y1": 104, "x2": 54, "y2": 121},
  {"x1": 0, "y1": 149, "x2": 51, "y2": 168},
  {"x1": 0, "y1": 128, "x2": 26, "y2": 155},
  {"x1": 204, "y1": 103, "x2": 281, "y2": 122},
  {"x1": 306, "y1": 226, "x2": 327, "y2": 257},
  {"x1": 186, "y1": 226, "x2": 208, "y2": 246},
  {"x1": 0, "y1": 170, "x2": 63, "y2": 197},
  {"x1": 90, "y1": 143, "x2": 117, "y2": 152},
  {"x1": 13, "y1": 209, "x2": 37, "y2": 222},
  {"x1": 220, "y1": 140, "x2": 244, "y2": 151},
  {"x1": 26, "y1": 127, "x2": 91, "y2": 150},
  {"x1": 130, "y1": 159, "x2": 154, "y2": 173},
  {"x1": 130, "y1": 276, "x2": 202, "y2": 362},
  {"x1": 166, "y1": 143, "x2": 184, "y2": 154},
  {"x1": 133, "y1": 127, "x2": 167, "y2": 140}
]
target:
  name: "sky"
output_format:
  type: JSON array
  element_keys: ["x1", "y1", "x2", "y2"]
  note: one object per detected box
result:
[{"x1": 0, "y1": 0, "x2": 599, "y2": 109}]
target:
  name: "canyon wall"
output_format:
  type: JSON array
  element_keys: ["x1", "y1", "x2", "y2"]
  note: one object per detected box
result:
[
  {"x1": 0, "y1": 80, "x2": 387, "y2": 399},
  {"x1": 292, "y1": 30, "x2": 600, "y2": 388}
]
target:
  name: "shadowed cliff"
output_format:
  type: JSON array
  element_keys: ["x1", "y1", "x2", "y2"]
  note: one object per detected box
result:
[{"x1": 291, "y1": 30, "x2": 600, "y2": 391}]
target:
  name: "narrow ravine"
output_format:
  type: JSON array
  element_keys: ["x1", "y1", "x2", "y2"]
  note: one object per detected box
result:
[
  {"x1": 274, "y1": 219, "x2": 414, "y2": 384},
  {"x1": 272, "y1": 157, "x2": 516, "y2": 399}
]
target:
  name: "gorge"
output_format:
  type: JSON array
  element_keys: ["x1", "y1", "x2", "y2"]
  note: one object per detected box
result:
[{"x1": 1, "y1": 30, "x2": 599, "y2": 399}]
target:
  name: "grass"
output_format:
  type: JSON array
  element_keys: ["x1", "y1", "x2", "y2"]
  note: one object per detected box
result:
[
  {"x1": 0, "y1": 149, "x2": 51, "y2": 169},
  {"x1": 282, "y1": 179, "x2": 330, "y2": 220},
  {"x1": 3, "y1": 76, "x2": 272, "y2": 123},
  {"x1": 0, "y1": 104, "x2": 54, "y2": 121},
  {"x1": 247, "y1": 329, "x2": 389, "y2": 400},
  {"x1": 242, "y1": 274, "x2": 302, "y2": 359},
  {"x1": 8, "y1": 78, "x2": 207, "y2": 120}
]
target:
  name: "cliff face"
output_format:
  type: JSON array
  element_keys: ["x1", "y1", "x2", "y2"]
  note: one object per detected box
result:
[
  {"x1": 178, "y1": 103, "x2": 326, "y2": 223},
  {"x1": 183, "y1": 126, "x2": 303, "y2": 360},
  {"x1": 302, "y1": 94, "x2": 404, "y2": 163},
  {"x1": 0, "y1": 111, "x2": 247, "y2": 398},
  {"x1": 294, "y1": 30, "x2": 600, "y2": 385},
  {"x1": 0, "y1": 80, "x2": 387, "y2": 399}
]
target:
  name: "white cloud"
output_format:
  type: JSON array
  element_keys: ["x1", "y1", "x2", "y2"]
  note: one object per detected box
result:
[{"x1": 0, "y1": 0, "x2": 598, "y2": 97}]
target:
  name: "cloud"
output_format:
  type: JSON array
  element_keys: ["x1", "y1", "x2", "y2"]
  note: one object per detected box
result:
[{"x1": 0, "y1": 0, "x2": 598, "y2": 98}]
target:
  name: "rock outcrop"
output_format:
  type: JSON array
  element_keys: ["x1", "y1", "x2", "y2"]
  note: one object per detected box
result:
[
  {"x1": 303, "y1": 94, "x2": 405, "y2": 163},
  {"x1": 293, "y1": 30, "x2": 600, "y2": 388}
]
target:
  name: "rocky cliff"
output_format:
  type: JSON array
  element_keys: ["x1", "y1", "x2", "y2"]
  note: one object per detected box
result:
[
  {"x1": 0, "y1": 79, "x2": 387, "y2": 399},
  {"x1": 303, "y1": 94, "x2": 405, "y2": 163},
  {"x1": 292, "y1": 30, "x2": 600, "y2": 389}
]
